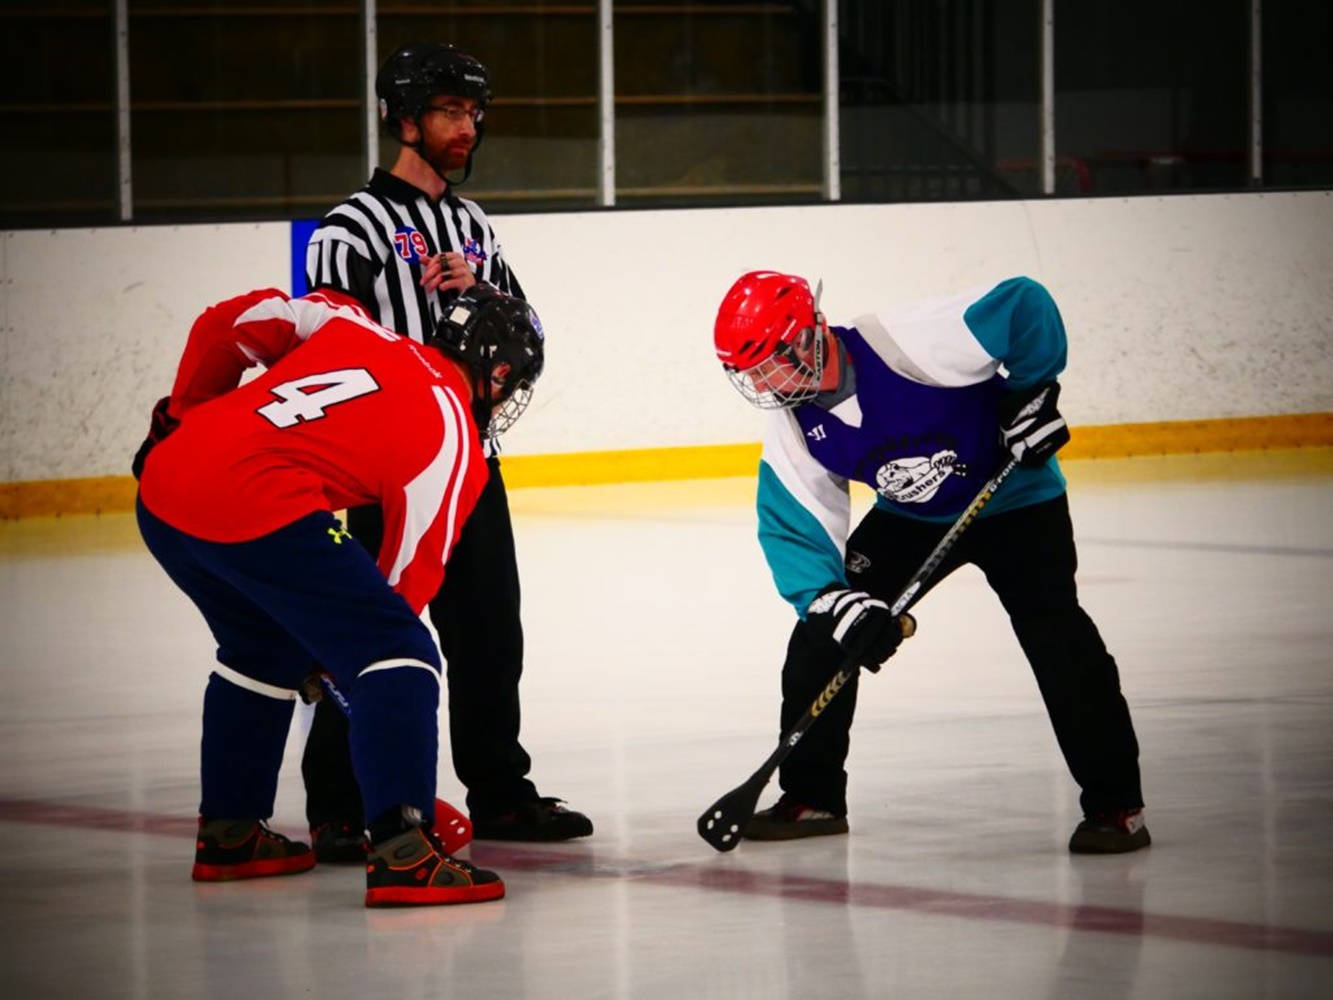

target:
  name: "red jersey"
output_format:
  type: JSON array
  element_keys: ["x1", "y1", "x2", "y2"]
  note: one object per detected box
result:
[{"x1": 138, "y1": 287, "x2": 489, "y2": 614}]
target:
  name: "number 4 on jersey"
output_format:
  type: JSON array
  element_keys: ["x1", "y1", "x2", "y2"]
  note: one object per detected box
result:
[{"x1": 256, "y1": 368, "x2": 381, "y2": 428}]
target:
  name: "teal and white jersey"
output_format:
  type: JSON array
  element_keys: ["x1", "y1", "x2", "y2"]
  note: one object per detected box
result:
[{"x1": 756, "y1": 277, "x2": 1071, "y2": 615}]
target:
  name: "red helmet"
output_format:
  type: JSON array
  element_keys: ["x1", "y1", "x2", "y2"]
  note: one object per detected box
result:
[
  {"x1": 713, "y1": 270, "x2": 825, "y2": 409},
  {"x1": 713, "y1": 270, "x2": 816, "y2": 369}
]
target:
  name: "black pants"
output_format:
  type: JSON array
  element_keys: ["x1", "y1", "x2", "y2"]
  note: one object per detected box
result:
[
  {"x1": 778, "y1": 493, "x2": 1144, "y2": 818},
  {"x1": 302, "y1": 456, "x2": 538, "y2": 824}
]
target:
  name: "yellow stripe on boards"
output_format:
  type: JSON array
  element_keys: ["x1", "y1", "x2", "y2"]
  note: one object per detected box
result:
[
  {"x1": 1063, "y1": 413, "x2": 1333, "y2": 460},
  {"x1": 2, "y1": 413, "x2": 1330, "y2": 519},
  {"x1": 495, "y1": 413, "x2": 1333, "y2": 487},
  {"x1": 0, "y1": 475, "x2": 139, "y2": 520},
  {"x1": 500, "y1": 442, "x2": 762, "y2": 489}
]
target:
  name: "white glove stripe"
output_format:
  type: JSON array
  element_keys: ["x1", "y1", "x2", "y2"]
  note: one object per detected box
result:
[
  {"x1": 832, "y1": 594, "x2": 889, "y2": 645},
  {"x1": 1027, "y1": 416, "x2": 1067, "y2": 442},
  {"x1": 829, "y1": 591, "x2": 888, "y2": 614},
  {"x1": 831, "y1": 611, "x2": 859, "y2": 645},
  {"x1": 1004, "y1": 416, "x2": 1037, "y2": 441},
  {"x1": 831, "y1": 591, "x2": 862, "y2": 616},
  {"x1": 809, "y1": 587, "x2": 891, "y2": 648}
]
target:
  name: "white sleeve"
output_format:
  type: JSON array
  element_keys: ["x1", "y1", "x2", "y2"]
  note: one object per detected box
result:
[{"x1": 851, "y1": 282, "x2": 1003, "y2": 387}]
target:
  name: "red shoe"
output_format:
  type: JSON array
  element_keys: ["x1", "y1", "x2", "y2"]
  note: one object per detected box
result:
[
  {"x1": 431, "y1": 797, "x2": 473, "y2": 854},
  {"x1": 364, "y1": 826, "x2": 504, "y2": 907},
  {"x1": 192, "y1": 818, "x2": 316, "y2": 882}
]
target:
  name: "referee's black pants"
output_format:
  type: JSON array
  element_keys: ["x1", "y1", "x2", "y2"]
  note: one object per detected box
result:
[
  {"x1": 777, "y1": 493, "x2": 1145, "y2": 819},
  {"x1": 302, "y1": 456, "x2": 538, "y2": 825}
]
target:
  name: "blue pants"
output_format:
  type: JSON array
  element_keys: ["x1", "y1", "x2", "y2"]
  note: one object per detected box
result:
[
  {"x1": 304, "y1": 456, "x2": 538, "y2": 827},
  {"x1": 137, "y1": 498, "x2": 442, "y2": 827}
]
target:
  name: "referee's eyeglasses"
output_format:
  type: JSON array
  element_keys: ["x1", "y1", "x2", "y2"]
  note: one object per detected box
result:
[{"x1": 425, "y1": 102, "x2": 484, "y2": 125}]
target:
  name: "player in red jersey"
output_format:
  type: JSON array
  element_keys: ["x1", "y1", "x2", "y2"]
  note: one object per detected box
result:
[{"x1": 132, "y1": 281, "x2": 543, "y2": 906}]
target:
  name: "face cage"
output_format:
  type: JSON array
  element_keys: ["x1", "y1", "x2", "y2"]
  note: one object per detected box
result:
[
  {"x1": 725, "y1": 329, "x2": 825, "y2": 410},
  {"x1": 486, "y1": 383, "x2": 533, "y2": 437}
]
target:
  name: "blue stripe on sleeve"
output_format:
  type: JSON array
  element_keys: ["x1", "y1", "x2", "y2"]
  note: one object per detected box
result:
[{"x1": 757, "y1": 460, "x2": 846, "y2": 616}]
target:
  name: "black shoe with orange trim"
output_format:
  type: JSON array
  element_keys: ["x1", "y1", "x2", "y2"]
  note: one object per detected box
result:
[
  {"x1": 192, "y1": 818, "x2": 316, "y2": 882},
  {"x1": 364, "y1": 826, "x2": 505, "y2": 907}
]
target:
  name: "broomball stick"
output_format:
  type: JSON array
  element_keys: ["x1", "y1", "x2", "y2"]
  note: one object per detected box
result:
[{"x1": 696, "y1": 457, "x2": 1020, "y2": 852}]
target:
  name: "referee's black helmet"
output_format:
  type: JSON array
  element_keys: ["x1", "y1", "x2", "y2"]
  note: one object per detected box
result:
[{"x1": 376, "y1": 42, "x2": 492, "y2": 141}]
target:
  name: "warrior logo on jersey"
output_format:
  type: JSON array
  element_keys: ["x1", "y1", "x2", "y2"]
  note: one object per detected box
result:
[
  {"x1": 874, "y1": 450, "x2": 968, "y2": 504},
  {"x1": 392, "y1": 226, "x2": 431, "y2": 262},
  {"x1": 462, "y1": 237, "x2": 487, "y2": 267}
]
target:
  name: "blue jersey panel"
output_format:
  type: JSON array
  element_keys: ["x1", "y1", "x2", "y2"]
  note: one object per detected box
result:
[
  {"x1": 795, "y1": 326, "x2": 1002, "y2": 518},
  {"x1": 794, "y1": 324, "x2": 1066, "y2": 523}
]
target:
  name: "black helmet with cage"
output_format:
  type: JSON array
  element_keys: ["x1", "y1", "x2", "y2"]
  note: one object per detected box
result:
[
  {"x1": 376, "y1": 42, "x2": 492, "y2": 178},
  {"x1": 428, "y1": 283, "x2": 545, "y2": 437}
]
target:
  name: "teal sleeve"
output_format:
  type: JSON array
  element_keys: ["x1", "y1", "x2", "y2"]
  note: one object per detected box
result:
[
  {"x1": 963, "y1": 276, "x2": 1068, "y2": 390},
  {"x1": 757, "y1": 460, "x2": 845, "y2": 616}
]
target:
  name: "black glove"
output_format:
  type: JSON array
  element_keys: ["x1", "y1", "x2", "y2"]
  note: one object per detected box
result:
[
  {"x1": 806, "y1": 586, "x2": 916, "y2": 672},
  {"x1": 130, "y1": 396, "x2": 180, "y2": 480},
  {"x1": 998, "y1": 380, "x2": 1070, "y2": 468}
]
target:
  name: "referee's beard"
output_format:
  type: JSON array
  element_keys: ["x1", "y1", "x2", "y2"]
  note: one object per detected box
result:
[{"x1": 420, "y1": 136, "x2": 473, "y2": 185}]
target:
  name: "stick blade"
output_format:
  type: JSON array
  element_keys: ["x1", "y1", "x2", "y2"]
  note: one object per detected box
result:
[{"x1": 696, "y1": 777, "x2": 766, "y2": 852}]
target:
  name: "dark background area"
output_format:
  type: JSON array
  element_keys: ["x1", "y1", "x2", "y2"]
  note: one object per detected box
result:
[{"x1": 1, "y1": 0, "x2": 1328, "y2": 227}]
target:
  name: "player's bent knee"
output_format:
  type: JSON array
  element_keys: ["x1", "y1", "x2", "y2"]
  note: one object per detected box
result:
[{"x1": 320, "y1": 621, "x2": 441, "y2": 692}]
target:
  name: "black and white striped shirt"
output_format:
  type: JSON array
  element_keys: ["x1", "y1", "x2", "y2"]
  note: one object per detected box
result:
[{"x1": 305, "y1": 168, "x2": 524, "y2": 345}]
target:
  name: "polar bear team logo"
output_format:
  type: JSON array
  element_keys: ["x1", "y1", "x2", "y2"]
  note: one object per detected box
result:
[{"x1": 874, "y1": 450, "x2": 967, "y2": 503}]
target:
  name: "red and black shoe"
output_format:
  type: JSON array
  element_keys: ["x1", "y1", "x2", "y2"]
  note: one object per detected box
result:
[
  {"x1": 192, "y1": 818, "x2": 316, "y2": 882},
  {"x1": 364, "y1": 826, "x2": 504, "y2": 907}
]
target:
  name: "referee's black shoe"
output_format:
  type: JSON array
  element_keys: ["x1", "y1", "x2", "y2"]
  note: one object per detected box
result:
[
  {"x1": 472, "y1": 797, "x2": 593, "y2": 842},
  {"x1": 310, "y1": 820, "x2": 368, "y2": 864}
]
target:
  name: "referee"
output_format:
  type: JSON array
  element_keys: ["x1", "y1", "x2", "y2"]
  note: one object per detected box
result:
[{"x1": 301, "y1": 41, "x2": 592, "y2": 855}]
